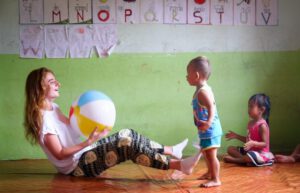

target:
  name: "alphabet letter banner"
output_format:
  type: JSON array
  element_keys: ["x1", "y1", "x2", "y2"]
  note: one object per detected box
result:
[
  {"x1": 116, "y1": 0, "x2": 140, "y2": 24},
  {"x1": 164, "y1": 0, "x2": 187, "y2": 24},
  {"x1": 234, "y1": 0, "x2": 255, "y2": 25},
  {"x1": 44, "y1": 25, "x2": 69, "y2": 58},
  {"x1": 93, "y1": 0, "x2": 117, "y2": 24},
  {"x1": 256, "y1": 0, "x2": 278, "y2": 26},
  {"x1": 140, "y1": 0, "x2": 163, "y2": 24},
  {"x1": 44, "y1": 0, "x2": 69, "y2": 24},
  {"x1": 187, "y1": 0, "x2": 210, "y2": 25},
  {"x1": 69, "y1": 0, "x2": 92, "y2": 24},
  {"x1": 68, "y1": 25, "x2": 93, "y2": 58},
  {"x1": 19, "y1": 0, "x2": 44, "y2": 24},
  {"x1": 20, "y1": 25, "x2": 44, "y2": 58},
  {"x1": 211, "y1": 0, "x2": 233, "y2": 25}
]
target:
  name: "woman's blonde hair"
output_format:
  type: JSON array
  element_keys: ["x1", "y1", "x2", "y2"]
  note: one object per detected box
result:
[{"x1": 24, "y1": 67, "x2": 53, "y2": 145}]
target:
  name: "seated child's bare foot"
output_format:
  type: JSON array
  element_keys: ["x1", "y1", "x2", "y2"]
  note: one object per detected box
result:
[
  {"x1": 199, "y1": 180, "x2": 221, "y2": 188},
  {"x1": 223, "y1": 155, "x2": 234, "y2": 163},
  {"x1": 294, "y1": 154, "x2": 300, "y2": 162},
  {"x1": 197, "y1": 172, "x2": 211, "y2": 180},
  {"x1": 275, "y1": 155, "x2": 295, "y2": 163}
]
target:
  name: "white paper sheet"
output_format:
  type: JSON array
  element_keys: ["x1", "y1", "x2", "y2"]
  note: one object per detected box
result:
[
  {"x1": 68, "y1": 25, "x2": 93, "y2": 58},
  {"x1": 44, "y1": 0, "x2": 69, "y2": 24},
  {"x1": 44, "y1": 25, "x2": 69, "y2": 58},
  {"x1": 234, "y1": 0, "x2": 255, "y2": 25},
  {"x1": 187, "y1": 0, "x2": 210, "y2": 25},
  {"x1": 116, "y1": 0, "x2": 140, "y2": 24},
  {"x1": 164, "y1": 0, "x2": 187, "y2": 24},
  {"x1": 93, "y1": 0, "x2": 117, "y2": 24},
  {"x1": 211, "y1": 0, "x2": 234, "y2": 25},
  {"x1": 92, "y1": 24, "x2": 117, "y2": 57},
  {"x1": 256, "y1": 0, "x2": 278, "y2": 26},
  {"x1": 69, "y1": 0, "x2": 92, "y2": 24},
  {"x1": 20, "y1": 25, "x2": 44, "y2": 58},
  {"x1": 140, "y1": 0, "x2": 163, "y2": 24},
  {"x1": 19, "y1": 0, "x2": 43, "y2": 24}
]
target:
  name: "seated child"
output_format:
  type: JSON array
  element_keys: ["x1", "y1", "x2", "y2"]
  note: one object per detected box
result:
[{"x1": 224, "y1": 93, "x2": 274, "y2": 166}]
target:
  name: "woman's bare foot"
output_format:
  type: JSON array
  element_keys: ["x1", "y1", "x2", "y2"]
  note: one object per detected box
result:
[
  {"x1": 199, "y1": 180, "x2": 221, "y2": 188},
  {"x1": 180, "y1": 152, "x2": 202, "y2": 175},
  {"x1": 197, "y1": 172, "x2": 211, "y2": 180},
  {"x1": 275, "y1": 155, "x2": 295, "y2": 163}
]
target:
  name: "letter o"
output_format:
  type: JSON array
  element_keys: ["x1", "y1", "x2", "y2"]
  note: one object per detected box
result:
[{"x1": 98, "y1": 10, "x2": 110, "y2": 22}]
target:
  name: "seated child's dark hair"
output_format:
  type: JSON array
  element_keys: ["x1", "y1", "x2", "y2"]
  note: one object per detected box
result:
[{"x1": 249, "y1": 93, "x2": 271, "y2": 125}]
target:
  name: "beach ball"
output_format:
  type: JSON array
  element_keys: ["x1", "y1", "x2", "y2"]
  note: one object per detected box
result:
[{"x1": 69, "y1": 90, "x2": 116, "y2": 138}]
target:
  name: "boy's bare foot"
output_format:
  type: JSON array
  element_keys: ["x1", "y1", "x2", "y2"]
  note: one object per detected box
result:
[
  {"x1": 275, "y1": 155, "x2": 295, "y2": 163},
  {"x1": 197, "y1": 172, "x2": 211, "y2": 180},
  {"x1": 199, "y1": 180, "x2": 221, "y2": 188}
]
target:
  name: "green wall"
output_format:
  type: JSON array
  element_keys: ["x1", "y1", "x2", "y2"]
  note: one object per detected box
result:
[{"x1": 0, "y1": 51, "x2": 299, "y2": 160}]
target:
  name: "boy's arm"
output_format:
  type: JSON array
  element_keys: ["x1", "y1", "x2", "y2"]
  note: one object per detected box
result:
[{"x1": 196, "y1": 89, "x2": 215, "y2": 131}]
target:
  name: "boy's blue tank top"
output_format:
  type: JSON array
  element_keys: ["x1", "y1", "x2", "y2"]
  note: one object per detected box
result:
[{"x1": 192, "y1": 84, "x2": 222, "y2": 139}]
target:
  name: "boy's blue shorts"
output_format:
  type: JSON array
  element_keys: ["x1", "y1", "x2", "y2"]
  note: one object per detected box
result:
[{"x1": 200, "y1": 136, "x2": 221, "y2": 151}]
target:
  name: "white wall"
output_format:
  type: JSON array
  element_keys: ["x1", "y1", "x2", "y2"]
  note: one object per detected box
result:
[{"x1": 1, "y1": 0, "x2": 300, "y2": 54}]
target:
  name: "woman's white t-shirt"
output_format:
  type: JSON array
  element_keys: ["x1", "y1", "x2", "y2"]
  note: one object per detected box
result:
[{"x1": 39, "y1": 103, "x2": 93, "y2": 174}]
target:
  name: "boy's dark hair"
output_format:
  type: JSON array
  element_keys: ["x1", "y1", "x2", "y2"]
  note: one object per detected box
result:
[{"x1": 188, "y1": 56, "x2": 211, "y2": 79}]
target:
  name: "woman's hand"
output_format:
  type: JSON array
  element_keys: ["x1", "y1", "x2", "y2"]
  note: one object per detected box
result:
[
  {"x1": 225, "y1": 130, "x2": 239, "y2": 140},
  {"x1": 87, "y1": 127, "x2": 109, "y2": 145},
  {"x1": 99, "y1": 128, "x2": 110, "y2": 138}
]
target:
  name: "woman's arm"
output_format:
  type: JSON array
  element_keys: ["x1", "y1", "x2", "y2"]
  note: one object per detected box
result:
[
  {"x1": 44, "y1": 134, "x2": 89, "y2": 160},
  {"x1": 57, "y1": 108, "x2": 70, "y2": 125},
  {"x1": 44, "y1": 127, "x2": 108, "y2": 160}
]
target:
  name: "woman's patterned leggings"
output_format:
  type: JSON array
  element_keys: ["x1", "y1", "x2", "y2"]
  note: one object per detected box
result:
[{"x1": 71, "y1": 128, "x2": 170, "y2": 177}]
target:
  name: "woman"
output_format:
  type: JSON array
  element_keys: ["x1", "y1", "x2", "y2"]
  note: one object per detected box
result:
[{"x1": 24, "y1": 67, "x2": 201, "y2": 177}]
